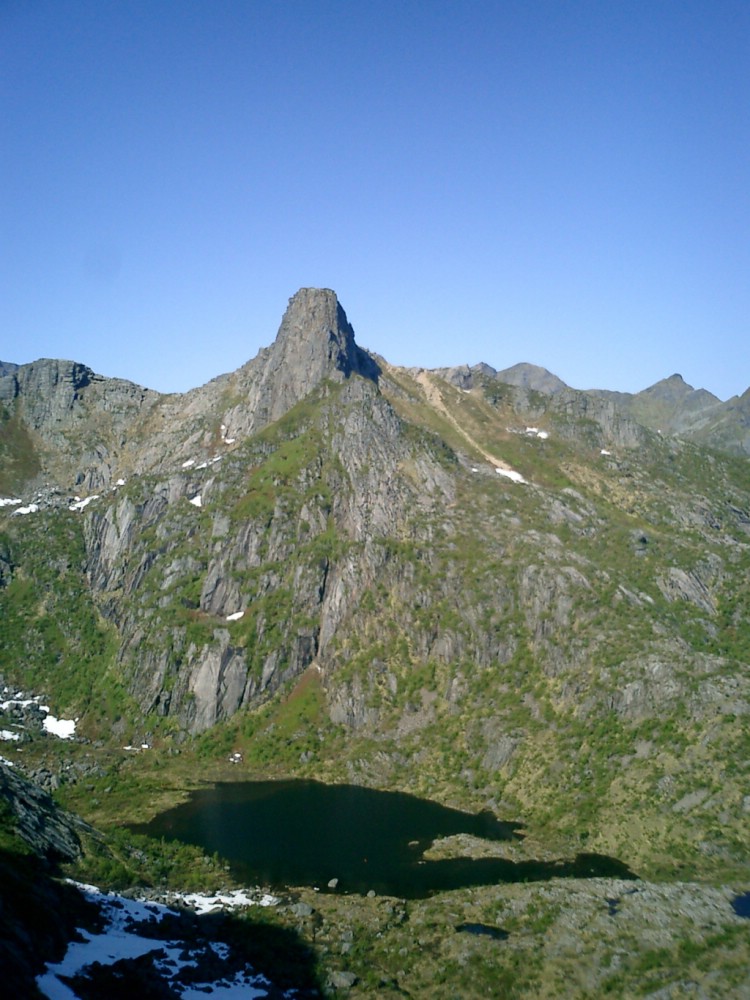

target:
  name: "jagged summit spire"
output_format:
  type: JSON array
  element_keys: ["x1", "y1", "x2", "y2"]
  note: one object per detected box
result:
[
  {"x1": 231, "y1": 288, "x2": 379, "y2": 434},
  {"x1": 274, "y1": 287, "x2": 359, "y2": 379},
  {"x1": 269, "y1": 287, "x2": 379, "y2": 388}
]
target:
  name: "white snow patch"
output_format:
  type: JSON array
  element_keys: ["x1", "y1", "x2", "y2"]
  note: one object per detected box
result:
[
  {"x1": 196, "y1": 461, "x2": 208, "y2": 469},
  {"x1": 1, "y1": 729, "x2": 21, "y2": 741},
  {"x1": 114, "y1": 478, "x2": 126, "y2": 487},
  {"x1": 171, "y1": 889, "x2": 280, "y2": 914},
  {"x1": 1, "y1": 694, "x2": 41, "y2": 710},
  {"x1": 42, "y1": 716, "x2": 76, "y2": 740},
  {"x1": 601, "y1": 449, "x2": 611, "y2": 456},
  {"x1": 12, "y1": 503, "x2": 39, "y2": 515},
  {"x1": 495, "y1": 467, "x2": 527, "y2": 484},
  {"x1": 225, "y1": 611, "x2": 244, "y2": 622},
  {"x1": 37, "y1": 884, "x2": 275, "y2": 1000},
  {"x1": 220, "y1": 424, "x2": 236, "y2": 445},
  {"x1": 0, "y1": 497, "x2": 22, "y2": 507},
  {"x1": 536, "y1": 430, "x2": 549, "y2": 440},
  {"x1": 181, "y1": 458, "x2": 196, "y2": 468},
  {"x1": 0, "y1": 755, "x2": 15, "y2": 767},
  {"x1": 69, "y1": 495, "x2": 99, "y2": 512},
  {"x1": 0, "y1": 691, "x2": 72, "y2": 745},
  {"x1": 189, "y1": 494, "x2": 202, "y2": 507}
]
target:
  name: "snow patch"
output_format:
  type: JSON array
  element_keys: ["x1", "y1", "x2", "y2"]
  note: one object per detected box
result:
[
  {"x1": 189, "y1": 495, "x2": 202, "y2": 507},
  {"x1": 0, "y1": 497, "x2": 22, "y2": 507},
  {"x1": 170, "y1": 889, "x2": 280, "y2": 914},
  {"x1": 2, "y1": 687, "x2": 78, "y2": 741},
  {"x1": 181, "y1": 458, "x2": 196, "y2": 468},
  {"x1": 1, "y1": 692, "x2": 42, "y2": 710},
  {"x1": 69, "y1": 495, "x2": 99, "y2": 512},
  {"x1": 12, "y1": 503, "x2": 39, "y2": 516},
  {"x1": 42, "y1": 716, "x2": 76, "y2": 740},
  {"x1": 225, "y1": 611, "x2": 244, "y2": 622},
  {"x1": 0, "y1": 729, "x2": 21, "y2": 741},
  {"x1": 37, "y1": 883, "x2": 279, "y2": 999},
  {"x1": 601, "y1": 449, "x2": 611, "y2": 456},
  {"x1": 495, "y1": 467, "x2": 527, "y2": 485}
]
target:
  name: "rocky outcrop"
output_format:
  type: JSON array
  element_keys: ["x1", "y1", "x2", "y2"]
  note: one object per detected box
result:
[
  {"x1": 0, "y1": 763, "x2": 90, "y2": 862},
  {"x1": 495, "y1": 362, "x2": 570, "y2": 396},
  {"x1": 0, "y1": 358, "x2": 160, "y2": 487},
  {"x1": 218, "y1": 287, "x2": 380, "y2": 442}
]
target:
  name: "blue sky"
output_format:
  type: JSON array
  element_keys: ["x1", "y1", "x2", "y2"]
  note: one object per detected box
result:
[{"x1": 2, "y1": 0, "x2": 748, "y2": 399}]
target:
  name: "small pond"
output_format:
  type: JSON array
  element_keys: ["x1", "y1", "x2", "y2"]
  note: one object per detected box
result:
[{"x1": 131, "y1": 779, "x2": 636, "y2": 899}]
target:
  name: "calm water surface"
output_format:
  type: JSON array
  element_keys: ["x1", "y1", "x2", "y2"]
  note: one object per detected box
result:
[{"x1": 132, "y1": 779, "x2": 635, "y2": 898}]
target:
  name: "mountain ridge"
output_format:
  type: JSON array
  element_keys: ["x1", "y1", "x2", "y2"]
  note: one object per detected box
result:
[{"x1": 3, "y1": 289, "x2": 745, "y2": 491}]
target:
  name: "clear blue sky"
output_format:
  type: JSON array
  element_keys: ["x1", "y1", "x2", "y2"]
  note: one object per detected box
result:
[{"x1": 2, "y1": 0, "x2": 748, "y2": 399}]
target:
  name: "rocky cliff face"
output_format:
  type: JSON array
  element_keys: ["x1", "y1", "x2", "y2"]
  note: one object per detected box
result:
[
  {"x1": 0, "y1": 763, "x2": 90, "y2": 862},
  {"x1": 0, "y1": 358, "x2": 160, "y2": 491}
]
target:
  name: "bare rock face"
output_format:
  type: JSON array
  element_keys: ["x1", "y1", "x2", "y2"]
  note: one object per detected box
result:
[
  {"x1": 258, "y1": 287, "x2": 378, "y2": 408},
  {"x1": 0, "y1": 358, "x2": 160, "y2": 488},
  {"x1": 220, "y1": 287, "x2": 380, "y2": 441},
  {"x1": 0, "y1": 764, "x2": 88, "y2": 862}
]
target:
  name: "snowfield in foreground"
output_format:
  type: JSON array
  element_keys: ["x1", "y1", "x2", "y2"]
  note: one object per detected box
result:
[{"x1": 38, "y1": 882, "x2": 285, "y2": 999}]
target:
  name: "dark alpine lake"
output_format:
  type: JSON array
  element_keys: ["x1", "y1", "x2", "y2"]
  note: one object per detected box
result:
[{"x1": 132, "y1": 779, "x2": 635, "y2": 899}]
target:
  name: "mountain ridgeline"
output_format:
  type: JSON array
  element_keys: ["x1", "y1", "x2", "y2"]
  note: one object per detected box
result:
[{"x1": 1, "y1": 287, "x2": 749, "y2": 879}]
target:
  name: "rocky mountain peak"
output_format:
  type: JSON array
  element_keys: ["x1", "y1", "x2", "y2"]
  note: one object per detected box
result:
[
  {"x1": 276, "y1": 287, "x2": 353, "y2": 370},
  {"x1": 645, "y1": 373, "x2": 692, "y2": 395},
  {"x1": 270, "y1": 287, "x2": 377, "y2": 385},
  {"x1": 230, "y1": 288, "x2": 379, "y2": 433}
]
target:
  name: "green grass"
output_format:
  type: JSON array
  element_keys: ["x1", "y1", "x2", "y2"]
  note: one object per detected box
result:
[{"x1": 0, "y1": 510, "x2": 128, "y2": 729}]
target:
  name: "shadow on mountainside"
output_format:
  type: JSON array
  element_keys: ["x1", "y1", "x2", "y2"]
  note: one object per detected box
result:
[
  {"x1": 0, "y1": 848, "x2": 102, "y2": 999},
  {"x1": 60, "y1": 905, "x2": 325, "y2": 999},
  {"x1": 0, "y1": 846, "x2": 325, "y2": 999}
]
